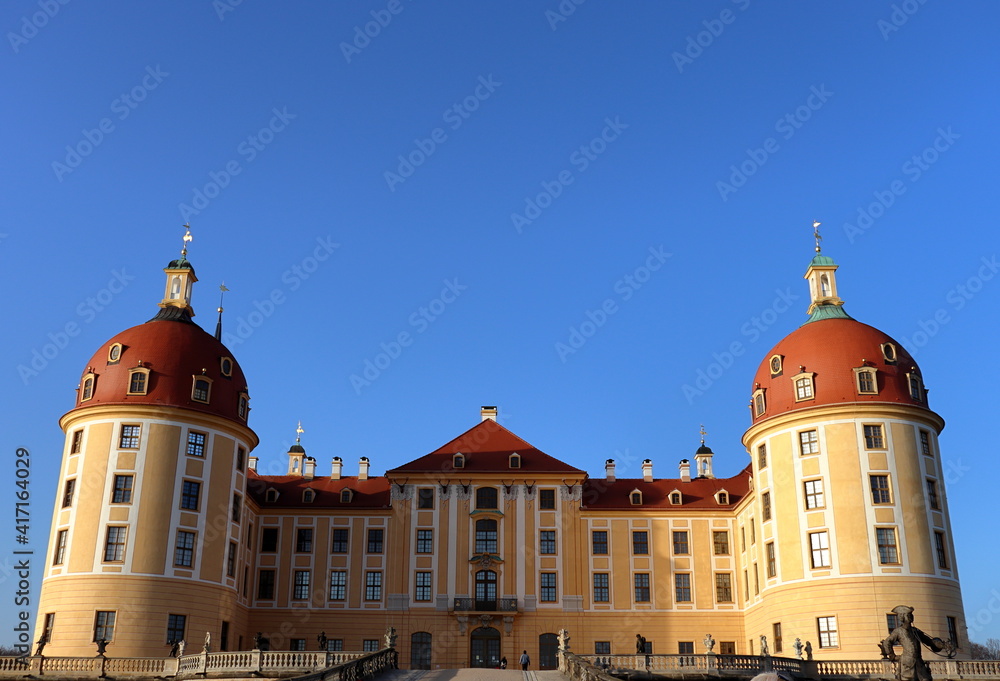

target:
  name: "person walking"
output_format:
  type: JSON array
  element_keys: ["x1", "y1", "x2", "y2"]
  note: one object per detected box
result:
[{"x1": 519, "y1": 650, "x2": 530, "y2": 671}]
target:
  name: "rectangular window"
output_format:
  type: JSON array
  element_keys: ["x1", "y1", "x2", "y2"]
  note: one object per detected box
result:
[
  {"x1": 365, "y1": 571, "x2": 382, "y2": 601},
  {"x1": 227, "y1": 542, "x2": 237, "y2": 578},
  {"x1": 119, "y1": 425, "x2": 141, "y2": 449},
  {"x1": 773, "y1": 622, "x2": 783, "y2": 654},
  {"x1": 367, "y1": 529, "x2": 384, "y2": 554},
  {"x1": 363, "y1": 640, "x2": 380, "y2": 653},
  {"x1": 920, "y1": 430, "x2": 932, "y2": 456},
  {"x1": 592, "y1": 530, "x2": 608, "y2": 555},
  {"x1": 741, "y1": 527, "x2": 746, "y2": 552},
  {"x1": 540, "y1": 530, "x2": 556, "y2": 554},
  {"x1": 743, "y1": 570, "x2": 749, "y2": 601},
  {"x1": 886, "y1": 614, "x2": 899, "y2": 635},
  {"x1": 762, "y1": 492, "x2": 772, "y2": 521},
  {"x1": 715, "y1": 573, "x2": 733, "y2": 603},
  {"x1": 416, "y1": 529, "x2": 433, "y2": 553},
  {"x1": 329, "y1": 571, "x2": 347, "y2": 600},
  {"x1": 539, "y1": 489, "x2": 556, "y2": 509},
  {"x1": 43, "y1": 613, "x2": 55, "y2": 641},
  {"x1": 632, "y1": 531, "x2": 649, "y2": 555},
  {"x1": 809, "y1": 531, "x2": 831, "y2": 568},
  {"x1": 261, "y1": 527, "x2": 278, "y2": 552},
  {"x1": 935, "y1": 532, "x2": 949, "y2": 569},
  {"x1": 766, "y1": 542, "x2": 777, "y2": 578},
  {"x1": 595, "y1": 641, "x2": 611, "y2": 655},
  {"x1": 291, "y1": 639, "x2": 306, "y2": 651},
  {"x1": 104, "y1": 526, "x2": 127, "y2": 562},
  {"x1": 593, "y1": 573, "x2": 610, "y2": 602},
  {"x1": 236, "y1": 447, "x2": 245, "y2": 472},
  {"x1": 799, "y1": 430, "x2": 819, "y2": 455},
  {"x1": 817, "y1": 616, "x2": 839, "y2": 648},
  {"x1": 804, "y1": 479, "x2": 825, "y2": 509},
  {"x1": 857, "y1": 370, "x2": 876, "y2": 393},
  {"x1": 678, "y1": 641, "x2": 693, "y2": 655},
  {"x1": 720, "y1": 642, "x2": 736, "y2": 655},
  {"x1": 634, "y1": 574, "x2": 650, "y2": 602},
  {"x1": 417, "y1": 488, "x2": 434, "y2": 509},
  {"x1": 673, "y1": 531, "x2": 689, "y2": 554},
  {"x1": 415, "y1": 571, "x2": 432, "y2": 602},
  {"x1": 257, "y1": 570, "x2": 275, "y2": 599},
  {"x1": 94, "y1": 611, "x2": 116, "y2": 642},
  {"x1": 186, "y1": 431, "x2": 206, "y2": 457},
  {"x1": 757, "y1": 444, "x2": 767, "y2": 469},
  {"x1": 231, "y1": 493, "x2": 242, "y2": 522},
  {"x1": 180, "y1": 481, "x2": 201, "y2": 511},
  {"x1": 296, "y1": 528, "x2": 313, "y2": 552},
  {"x1": 62, "y1": 479, "x2": 76, "y2": 508},
  {"x1": 751, "y1": 519, "x2": 756, "y2": 544},
  {"x1": 927, "y1": 480, "x2": 940, "y2": 510},
  {"x1": 754, "y1": 563, "x2": 760, "y2": 595},
  {"x1": 71, "y1": 430, "x2": 83, "y2": 454},
  {"x1": 864, "y1": 424, "x2": 885, "y2": 449},
  {"x1": 53, "y1": 529, "x2": 68, "y2": 565},
  {"x1": 947, "y1": 617, "x2": 958, "y2": 646},
  {"x1": 167, "y1": 614, "x2": 186, "y2": 644},
  {"x1": 675, "y1": 574, "x2": 692, "y2": 602},
  {"x1": 870, "y1": 475, "x2": 892, "y2": 504},
  {"x1": 111, "y1": 475, "x2": 133, "y2": 504},
  {"x1": 331, "y1": 528, "x2": 349, "y2": 553},
  {"x1": 293, "y1": 570, "x2": 310, "y2": 600},
  {"x1": 713, "y1": 531, "x2": 730, "y2": 555},
  {"x1": 174, "y1": 530, "x2": 195, "y2": 567},
  {"x1": 540, "y1": 572, "x2": 557, "y2": 602}
]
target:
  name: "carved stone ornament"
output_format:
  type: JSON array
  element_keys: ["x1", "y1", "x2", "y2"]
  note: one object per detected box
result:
[
  {"x1": 559, "y1": 485, "x2": 582, "y2": 502},
  {"x1": 471, "y1": 553, "x2": 501, "y2": 569},
  {"x1": 503, "y1": 616, "x2": 514, "y2": 636},
  {"x1": 390, "y1": 484, "x2": 414, "y2": 502},
  {"x1": 456, "y1": 616, "x2": 469, "y2": 634},
  {"x1": 479, "y1": 615, "x2": 494, "y2": 627}
]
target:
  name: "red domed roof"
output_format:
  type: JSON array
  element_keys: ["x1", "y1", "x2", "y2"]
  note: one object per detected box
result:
[
  {"x1": 750, "y1": 317, "x2": 928, "y2": 423},
  {"x1": 72, "y1": 316, "x2": 252, "y2": 425}
]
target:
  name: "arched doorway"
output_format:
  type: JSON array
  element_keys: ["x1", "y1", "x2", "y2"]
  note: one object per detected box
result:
[
  {"x1": 411, "y1": 632, "x2": 431, "y2": 670},
  {"x1": 470, "y1": 626, "x2": 501, "y2": 668},
  {"x1": 539, "y1": 633, "x2": 558, "y2": 670}
]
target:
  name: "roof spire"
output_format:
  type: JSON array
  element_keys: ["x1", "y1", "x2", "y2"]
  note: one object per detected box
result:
[
  {"x1": 803, "y1": 219, "x2": 851, "y2": 323},
  {"x1": 181, "y1": 223, "x2": 193, "y2": 258},
  {"x1": 813, "y1": 220, "x2": 822, "y2": 253},
  {"x1": 215, "y1": 283, "x2": 229, "y2": 340},
  {"x1": 296, "y1": 421, "x2": 304, "y2": 444},
  {"x1": 699, "y1": 424, "x2": 707, "y2": 446},
  {"x1": 154, "y1": 224, "x2": 198, "y2": 321}
]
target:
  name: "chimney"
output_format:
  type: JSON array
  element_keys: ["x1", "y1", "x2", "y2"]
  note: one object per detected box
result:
[
  {"x1": 248, "y1": 456, "x2": 258, "y2": 472},
  {"x1": 642, "y1": 459, "x2": 653, "y2": 483},
  {"x1": 679, "y1": 459, "x2": 691, "y2": 483},
  {"x1": 359, "y1": 456, "x2": 370, "y2": 481},
  {"x1": 303, "y1": 457, "x2": 315, "y2": 480},
  {"x1": 481, "y1": 406, "x2": 498, "y2": 422},
  {"x1": 605, "y1": 459, "x2": 616, "y2": 483},
  {"x1": 331, "y1": 457, "x2": 343, "y2": 480}
]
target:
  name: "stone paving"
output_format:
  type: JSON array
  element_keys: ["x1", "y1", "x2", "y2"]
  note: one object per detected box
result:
[{"x1": 379, "y1": 668, "x2": 569, "y2": 681}]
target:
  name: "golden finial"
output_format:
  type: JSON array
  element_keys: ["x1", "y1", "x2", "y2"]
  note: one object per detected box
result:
[
  {"x1": 699, "y1": 424, "x2": 707, "y2": 446},
  {"x1": 296, "y1": 421, "x2": 304, "y2": 444},
  {"x1": 812, "y1": 220, "x2": 822, "y2": 253},
  {"x1": 181, "y1": 223, "x2": 193, "y2": 257},
  {"x1": 218, "y1": 283, "x2": 229, "y2": 313}
]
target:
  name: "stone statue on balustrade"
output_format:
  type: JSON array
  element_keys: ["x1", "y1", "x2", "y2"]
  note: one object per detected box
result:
[
  {"x1": 253, "y1": 632, "x2": 263, "y2": 650},
  {"x1": 558, "y1": 629, "x2": 571, "y2": 652},
  {"x1": 879, "y1": 605, "x2": 956, "y2": 681},
  {"x1": 178, "y1": 639, "x2": 186, "y2": 657},
  {"x1": 759, "y1": 635, "x2": 769, "y2": 657},
  {"x1": 203, "y1": 631, "x2": 211, "y2": 653},
  {"x1": 792, "y1": 638, "x2": 804, "y2": 660},
  {"x1": 384, "y1": 627, "x2": 397, "y2": 649},
  {"x1": 703, "y1": 634, "x2": 715, "y2": 654},
  {"x1": 318, "y1": 632, "x2": 328, "y2": 651}
]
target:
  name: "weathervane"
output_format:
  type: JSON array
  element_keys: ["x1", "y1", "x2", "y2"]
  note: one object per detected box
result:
[
  {"x1": 296, "y1": 421, "x2": 304, "y2": 444},
  {"x1": 813, "y1": 220, "x2": 822, "y2": 253},
  {"x1": 699, "y1": 424, "x2": 707, "y2": 446},
  {"x1": 218, "y1": 283, "x2": 229, "y2": 314},
  {"x1": 181, "y1": 223, "x2": 193, "y2": 257}
]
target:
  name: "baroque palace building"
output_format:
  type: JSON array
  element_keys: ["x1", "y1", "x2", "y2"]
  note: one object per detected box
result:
[{"x1": 34, "y1": 235, "x2": 966, "y2": 668}]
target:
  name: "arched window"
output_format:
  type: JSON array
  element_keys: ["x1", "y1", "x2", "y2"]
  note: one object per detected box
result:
[
  {"x1": 670, "y1": 492, "x2": 682, "y2": 505},
  {"x1": 265, "y1": 489, "x2": 278, "y2": 503},
  {"x1": 717, "y1": 491, "x2": 729, "y2": 505},
  {"x1": 509, "y1": 453, "x2": 521, "y2": 468},
  {"x1": 81, "y1": 374, "x2": 96, "y2": 402},
  {"x1": 128, "y1": 368, "x2": 149, "y2": 395},
  {"x1": 475, "y1": 519, "x2": 497, "y2": 553},
  {"x1": 238, "y1": 393, "x2": 249, "y2": 420},
  {"x1": 303, "y1": 489, "x2": 315, "y2": 503},
  {"x1": 411, "y1": 632, "x2": 432, "y2": 670},
  {"x1": 821, "y1": 274, "x2": 831, "y2": 297},
  {"x1": 630, "y1": 490, "x2": 642, "y2": 505},
  {"x1": 191, "y1": 377, "x2": 211, "y2": 403},
  {"x1": 340, "y1": 489, "x2": 353, "y2": 503},
  {"x1": 855, "y1": 368, "x2": 878, "y2": 394},
  {"x1": 476, "y1": 487, "x2": 498, "y2": 510},
  {"x1": 453, "y1": 453, "x2": 465, "y2": 469}
]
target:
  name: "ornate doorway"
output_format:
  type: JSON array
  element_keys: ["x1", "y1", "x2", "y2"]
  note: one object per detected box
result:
[
  {"x1": 470, "y1": 626, "x2": 501, "y2": 668},
  {"x1": 411, "y1": 632, "x2": 431, "y2": 670},
  {"x1": 539, "y1": 633, "x2": 558, "y2": 669}
]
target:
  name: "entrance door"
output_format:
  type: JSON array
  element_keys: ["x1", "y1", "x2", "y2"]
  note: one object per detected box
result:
[
  {"x1": 539, "y1": 633, "x2": 558, "y2": 670},
  {"x1": 411, "y1": 632, "x2": 431, "y2": 670},
  {"x1": 470, "y1": 627, "x2": 501, "y2": 668}
]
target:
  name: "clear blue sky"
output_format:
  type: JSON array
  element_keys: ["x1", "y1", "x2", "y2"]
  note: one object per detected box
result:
[{"x1": 3, "y1": 0, "x2": 999, "y2": 646}]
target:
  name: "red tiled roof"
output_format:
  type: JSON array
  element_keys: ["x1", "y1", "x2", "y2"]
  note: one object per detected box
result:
[
  {"x1": 387, "y1": 419, "x2": 585, "y2": 475},
  {"x1": 582, "y1": 465, "x2": 751, "y2": 509},
  {"x1": 246, "y1": 471, "x2": 391, "y2": 509}
]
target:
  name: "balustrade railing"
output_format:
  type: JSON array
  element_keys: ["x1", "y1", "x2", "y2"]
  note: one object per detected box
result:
[{"x1": 453, "y1": 597, "x2": 518, "y2": 612}]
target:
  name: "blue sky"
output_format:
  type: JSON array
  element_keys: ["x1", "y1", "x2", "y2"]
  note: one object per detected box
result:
[{"x1": 3, "y1": 0, "x2": 1000, "y2": 646}]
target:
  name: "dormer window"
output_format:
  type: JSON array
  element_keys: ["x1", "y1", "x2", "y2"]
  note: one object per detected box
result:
[
  {"x1": 453, "y1": 453, "x2": 465, "y2": 469},
  {"x1": 717, "y1": 490, "x2": 729, "y2": 505},
  {"x1": 769, "y1": 355, "x2": 783, "y2": 377},
  {"x1": 340, "y1": 488, "x2": 353, "y2": 504},
  {"x1": 191, "y1": 376, "x2": 212, "y2": 403},
  {"x1": 265, "y1": 489, "x2": 279, "y2": 503},
  {"x1": 907, "y1": 371, "x2": 924, "y2": 402},
  {"x1": 630, "y1": 489, "x2": 643, "y2": 505},
  {"x1": 81, "y1": 373, "x2": 96, "y2": 402},
  {"x1": 238, "y1": 392, "x2": 249, "y2": 420},
  {"x1": 792, "y1": 372, "x2": 815, "y2": 401},
  {"x1": 669, "y1": 491, "x2": 682, "y2": 505},
  {"x1": 108, "y1": 343, "x2": 122, "y2": 364},
  {"x1": 509, "y1": 452, "x2": 521, "y2": 469},
  {"x1": 303, "y1": 489, "x2": 315, "y2": 503},
  {"x1": 881, "y1": 343, "x2": 897, "y2": 364},
  {"x1": 220, "y1": 357, "x2": 233, "y2": 378},
  {"x1": 128, "y1": 368, "x2": 150, "y2": 395},
  {"x1": 855, "y1": 367, "x2": 878, "y2": 395},
  {"x1": 752, "y1": 389, "x2": 766, "y2": 417}
]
